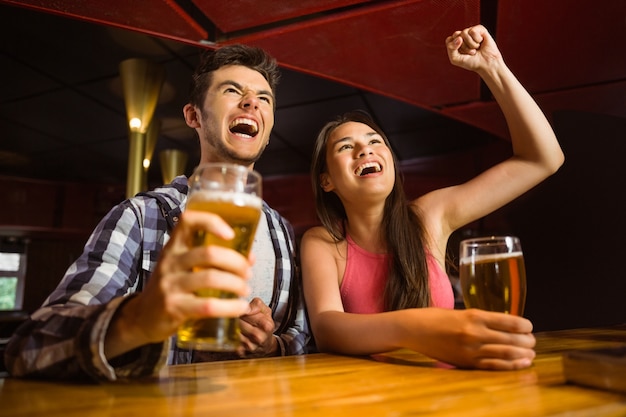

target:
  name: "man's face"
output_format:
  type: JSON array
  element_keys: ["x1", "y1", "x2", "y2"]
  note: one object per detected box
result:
[{"x1": 196, "y1": 65, "x2": 275, "y2": 167}]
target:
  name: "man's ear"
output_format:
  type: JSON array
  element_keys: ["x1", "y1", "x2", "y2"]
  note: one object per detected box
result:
[
  {"x1": 183, "y1": 104, "x2": 200, "y2": 128},
  {"x1": 320, "y1": 173, "x2": 334, "y2": 192}
]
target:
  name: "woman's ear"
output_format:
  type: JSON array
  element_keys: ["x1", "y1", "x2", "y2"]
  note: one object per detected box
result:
[
  {"x1": 183, "y1": 104, "x2": 200, "y2": 128},
  {"x1": 320, "y1": 173, "x2": 334, "y2": 192}
]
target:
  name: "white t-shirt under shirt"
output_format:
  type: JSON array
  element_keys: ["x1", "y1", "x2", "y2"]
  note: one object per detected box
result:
[{"x1": 249, "y1": 215, "x2": 275, "y2": 305}]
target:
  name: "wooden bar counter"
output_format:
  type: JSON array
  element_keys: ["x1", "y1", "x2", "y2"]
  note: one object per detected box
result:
[{"x1": 2, "y1": 325, "x2": 626, "y2": 416}]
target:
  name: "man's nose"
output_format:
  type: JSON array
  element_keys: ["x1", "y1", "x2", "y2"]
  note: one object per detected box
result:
[{"x1": 240, "y1": 92, "x2": 259, "y2": 109}]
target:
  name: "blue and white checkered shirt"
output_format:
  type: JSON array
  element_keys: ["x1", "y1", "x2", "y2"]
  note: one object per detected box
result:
[{"x1": 5, "y1": 176, "x2": 310, "y2": 381}]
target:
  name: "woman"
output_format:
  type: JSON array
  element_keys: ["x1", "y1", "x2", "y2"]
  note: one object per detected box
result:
[{"x1": 300, "y1": 25, "x2": 564, "y2": 370}]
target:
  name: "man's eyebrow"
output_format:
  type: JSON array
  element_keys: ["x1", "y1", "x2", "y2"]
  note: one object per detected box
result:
[{"x1": 218, "y1": 80, "x2": 274, "y2": 100}]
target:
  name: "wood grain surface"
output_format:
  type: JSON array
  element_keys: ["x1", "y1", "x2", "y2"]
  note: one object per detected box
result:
[{"x1": 2, "y1": 325, "x2": 625, "y2": 417}]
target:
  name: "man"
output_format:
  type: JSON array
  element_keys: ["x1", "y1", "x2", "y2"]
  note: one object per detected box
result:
[{"x1": 5, "y1": 45, "x2": 309, "y2": 381}]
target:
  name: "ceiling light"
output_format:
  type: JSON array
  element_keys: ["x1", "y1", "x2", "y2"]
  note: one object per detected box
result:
[{"x1": 119, "y1": 58, "x2": 165, "y2": 198}]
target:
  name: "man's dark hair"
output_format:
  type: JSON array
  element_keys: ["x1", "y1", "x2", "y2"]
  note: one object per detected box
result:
[{"x1": 189, "y1": 44, "x2": 280, "y2": 108}]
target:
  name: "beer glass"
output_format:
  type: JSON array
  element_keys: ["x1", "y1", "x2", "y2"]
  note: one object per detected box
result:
[
  {"x1": 459, "y1": 236, "x2": 526, "y2": 316},
  {"x1": 177, "y1": 163, "x2": 262, "y2": 351}
]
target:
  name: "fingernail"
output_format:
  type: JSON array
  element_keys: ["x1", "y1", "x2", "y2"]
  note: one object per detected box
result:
[{"x1": 519, "y1": 358, "x2": 532, "y2": 368}]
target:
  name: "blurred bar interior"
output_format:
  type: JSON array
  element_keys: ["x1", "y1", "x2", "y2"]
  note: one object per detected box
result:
[{"x1": 0, "y1": 0, "x2": 624, "y2": 363}]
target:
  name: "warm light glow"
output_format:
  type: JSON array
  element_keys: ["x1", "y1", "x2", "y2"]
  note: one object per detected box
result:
[
  {"x1": 129, "y1": 117, "x2": 142, "y2": 130},
  {"x1": 119, "y1": 58, "x2": 164, "y2": 198},
  {"x1": 143, "y1": 158, "x2": 151, "y2": 169},
  {"x1": 160, "y1": 149, "x2": 188, "y2": 184}
]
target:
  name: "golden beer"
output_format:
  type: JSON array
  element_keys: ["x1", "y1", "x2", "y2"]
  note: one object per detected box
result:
[
  {"x1": 186, "y1": 192, "x2": 261, "y2": 256},
  {"x1": 460, "y1": 252, "x2": 526, "y2": 316},
  {"x1": 177, "y1": 166, "x2": 262, "y2": 351}
]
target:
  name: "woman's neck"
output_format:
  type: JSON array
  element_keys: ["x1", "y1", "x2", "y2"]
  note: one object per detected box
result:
[{"x1": 344, "y1": 205, "x2": 386, "y2": 254}]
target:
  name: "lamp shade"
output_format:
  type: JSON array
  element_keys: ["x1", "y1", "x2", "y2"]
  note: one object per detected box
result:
[
  {"x1": 160, "y1": 149, "x2": 188, "y2": 184},
  {"x1": 119, "y1": 58, "x2": 165, "y2": 134}
]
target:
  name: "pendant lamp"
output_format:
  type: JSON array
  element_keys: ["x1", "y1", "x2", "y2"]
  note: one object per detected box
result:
[{"x1": 119, "y1": 58, "x2": 165, "y2": 198}]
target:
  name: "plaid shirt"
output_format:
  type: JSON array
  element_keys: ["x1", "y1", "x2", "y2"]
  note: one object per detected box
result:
[{"x1": 5, "y1": 176, "x2": 309, "y2": 381}]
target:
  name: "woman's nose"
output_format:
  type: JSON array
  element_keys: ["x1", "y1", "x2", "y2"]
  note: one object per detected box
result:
[{"x1": 358, "y1": 146, "x2": 373, "y2": 158}]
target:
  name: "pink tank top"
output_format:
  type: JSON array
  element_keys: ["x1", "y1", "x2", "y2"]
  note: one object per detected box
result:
[{"x1": 340, "y1": 235, "x2": 454, "y2": 313}]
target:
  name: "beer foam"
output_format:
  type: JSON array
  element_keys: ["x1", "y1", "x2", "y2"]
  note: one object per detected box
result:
[
  {"x1": 188, "y1": 190, "x2": 262, "y2": 208},
  {"x1": 460, "y1": 251, "x2": 523, "y2": 265}
]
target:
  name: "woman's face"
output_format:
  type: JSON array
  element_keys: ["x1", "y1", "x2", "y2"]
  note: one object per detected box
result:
[{"x1": 321, "y1": 121, "x2": 395, "y2": 203}]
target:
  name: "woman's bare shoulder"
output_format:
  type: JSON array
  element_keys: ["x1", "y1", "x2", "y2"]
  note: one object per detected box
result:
[{"x1": 302, "y1": 225, "x2": 336, "y2": 244}]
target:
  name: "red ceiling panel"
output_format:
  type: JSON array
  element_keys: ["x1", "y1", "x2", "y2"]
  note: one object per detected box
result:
[
  {"x1": 2, "y1": 0, "x2": 621, "y2": 143},
  {"x1": 193, "y1": 0, "x2": 373, "y2": 34},
  {"x1": 0, "y1": 0, "x2": 208, "y2": 42},
  {"x1": 219, "y1": 0, "x2": 481, "y2": 108},
  {"x1": 442, "y1": 81, "x2": 626, "y2": 140},
  {"x1": 495, "y1": 0, "x2": 626, "y2": 93}
]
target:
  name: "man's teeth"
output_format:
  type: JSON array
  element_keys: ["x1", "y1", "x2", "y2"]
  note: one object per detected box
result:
[
  {"x1": 355, "y1": 162, "x2": 382, "y2": 176},
  {"x1": 229, "y1": 118, "x2": 259, "y2": 136}
]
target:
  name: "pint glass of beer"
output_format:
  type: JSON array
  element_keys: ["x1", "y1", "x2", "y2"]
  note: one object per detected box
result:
[
  {"x1": 459, "y1": 236, "x2": 526, "y2": 316},
  {"x1": 177, "y1": 163, "x2": 262, "y2": 351}
]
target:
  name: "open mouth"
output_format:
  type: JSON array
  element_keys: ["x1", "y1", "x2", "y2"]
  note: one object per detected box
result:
[
  {"x1": 229, "y1": 118, "x2": 259, "y2": 138},
  {"x1": 355, "y1": 162, "x2": 382, "y2": 176}
]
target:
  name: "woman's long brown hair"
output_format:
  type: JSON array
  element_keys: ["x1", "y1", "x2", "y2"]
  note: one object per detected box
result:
[{"x1": 311, "y1": 111, "x2": 431, "y2": 310}]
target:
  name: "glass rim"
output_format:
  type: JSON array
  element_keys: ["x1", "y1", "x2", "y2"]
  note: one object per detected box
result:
[
  {"x1": 190, "y1": 162, "x2": 262, "y2": 182},
  {"x1": 460, "y1": 235, "x2": 519, "y2": 246},
  {"x1": 192, "y1": 162, "x2": 260, "y2": 173}
]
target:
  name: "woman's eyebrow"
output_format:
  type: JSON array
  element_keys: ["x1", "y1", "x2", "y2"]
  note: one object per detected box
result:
[
  {"x1": 331, "y1": 136, "x2": 353, "y2": 147},
  {"x1": 331, "y1": 131, "x2": 380, "y2": 146}
]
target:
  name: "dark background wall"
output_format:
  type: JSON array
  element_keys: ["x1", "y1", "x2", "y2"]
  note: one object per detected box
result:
[{"x1": 504, "y1": 111, "x2": 626, "y2": 331}]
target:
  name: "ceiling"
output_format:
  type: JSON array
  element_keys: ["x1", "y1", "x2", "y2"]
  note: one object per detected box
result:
[{"x1": 0, "y1": 0, "x2": 624, "y2": 188}]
